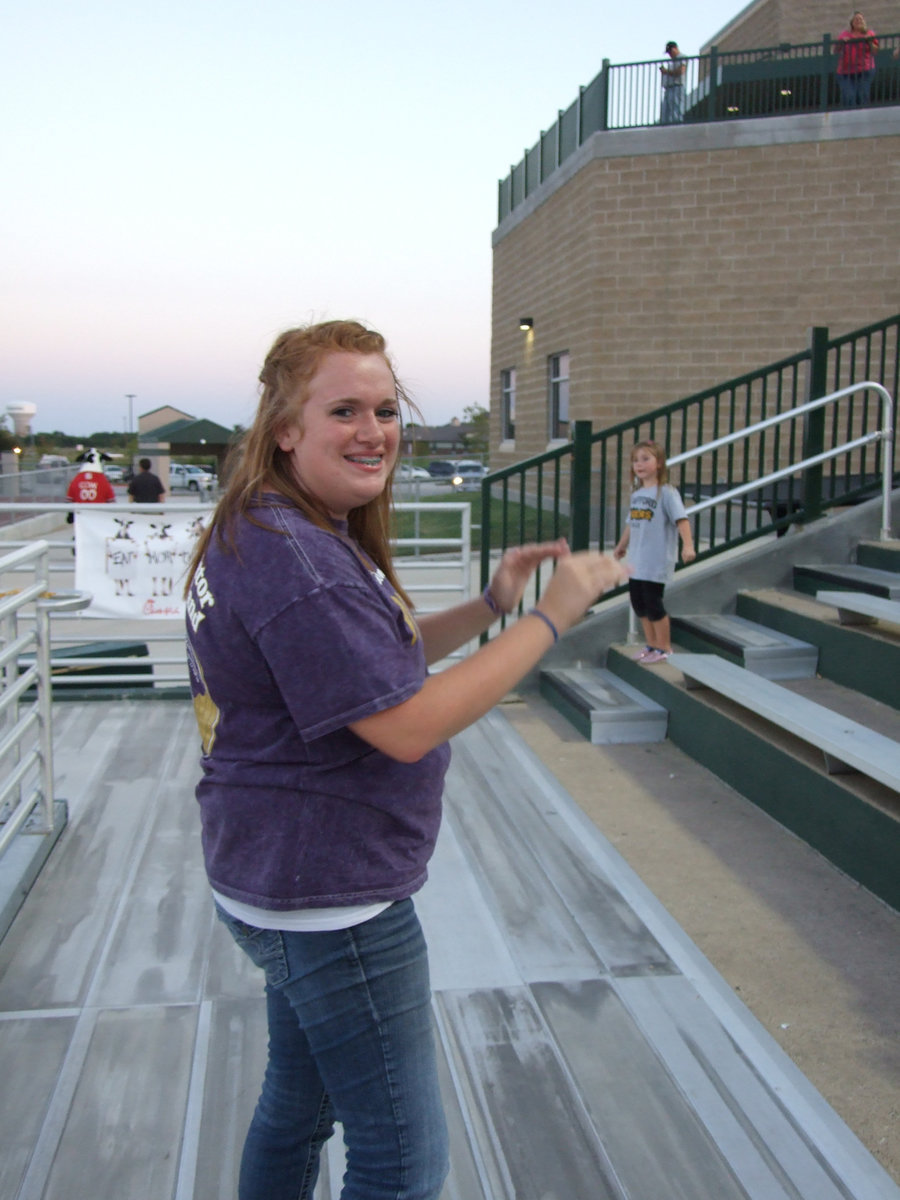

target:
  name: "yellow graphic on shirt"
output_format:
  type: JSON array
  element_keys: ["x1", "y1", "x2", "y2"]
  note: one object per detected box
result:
[
  {"x1": 187, "y1": 639, "x2": 220, "y2": 756},
  {"x1": 630, "y1": 506, "x2": 655, "y2": 522},
  {"x1": 389, "y1": 592, "x2": 419, "y2": 644}
]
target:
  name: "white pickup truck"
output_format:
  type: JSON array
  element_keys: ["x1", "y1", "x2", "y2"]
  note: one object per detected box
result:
[{"x1": 170, "y1": 463, "x2": 216, "y2": 492}]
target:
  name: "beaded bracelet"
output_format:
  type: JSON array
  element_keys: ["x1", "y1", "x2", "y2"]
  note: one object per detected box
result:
[
  {"x1": 482, "y1": 584, "x2": 509, "y2": 616},
  {"x1": 527, "y1": 608, "x2": 560, "y2": 643}
]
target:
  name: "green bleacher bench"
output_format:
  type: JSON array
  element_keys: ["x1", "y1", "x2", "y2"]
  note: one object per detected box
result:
[{"x1": 669, "y1": 653, "x2": 900, "y2": 793}]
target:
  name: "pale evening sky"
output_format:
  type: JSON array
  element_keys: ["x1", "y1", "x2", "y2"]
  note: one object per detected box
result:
[{"x1": 3, "y1": 1, "x2": 737, "y2": 435}]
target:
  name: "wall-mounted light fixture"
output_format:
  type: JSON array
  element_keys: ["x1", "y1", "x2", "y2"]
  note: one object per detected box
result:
[{"x1": 519, "y1": 317, "x2": 533, "y2": 331}]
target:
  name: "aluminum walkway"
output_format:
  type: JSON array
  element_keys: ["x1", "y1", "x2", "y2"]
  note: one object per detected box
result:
[{"x1": 0, "y1": 700, "x2": 896, "y2": 1200}]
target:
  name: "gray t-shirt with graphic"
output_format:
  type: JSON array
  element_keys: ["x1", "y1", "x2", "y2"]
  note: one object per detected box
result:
[{"x1": 625, "y1": 483, "x2": 687, "y2": 583}]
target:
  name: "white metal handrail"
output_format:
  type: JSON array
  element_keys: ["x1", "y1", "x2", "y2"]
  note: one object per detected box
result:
[
  {"x1": 0, "y1": 542, "x2": 90, "y2": 861},
  {"x1": 671, "y1": 381, "x2": 895, "y2": 541}
]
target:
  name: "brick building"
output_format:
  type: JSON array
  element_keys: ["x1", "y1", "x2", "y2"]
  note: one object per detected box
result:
[
  {"x1": 490, "y1": 0, "x2": 900, "y2": 466},
  {"x1": 703, "y1": 0, "x2": 896, "y2": 55}
]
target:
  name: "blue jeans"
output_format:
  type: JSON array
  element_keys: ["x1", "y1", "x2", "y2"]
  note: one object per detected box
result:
[
  {"x1": 838, "y1": 69, "x2": 875, "y2": 106},
  {"x1": 660, "y1": 85, "x2": 684, "y2": 124},
  {"x1": 216, "y1": 899, "x2": 449, "y2": 1200}
]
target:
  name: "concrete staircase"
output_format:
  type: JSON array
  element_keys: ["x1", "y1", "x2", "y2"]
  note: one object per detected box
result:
[
  {"x1": 541, "y1": 539, "x2": 900, "y2": 911},
  {"x1": 793, "y1": 544, "x2": 900, "y2": 600},
  {"x1": 538, "y1": 666, "x2": 667, "y2": 744},
  {"x1": 668, "y1": 612, "x2": 818, "y2": 679}
]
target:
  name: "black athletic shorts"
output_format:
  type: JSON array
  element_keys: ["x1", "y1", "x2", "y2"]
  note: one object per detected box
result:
[{"x1": 628, "y1": 577, "x2": 666, "y2": 622}]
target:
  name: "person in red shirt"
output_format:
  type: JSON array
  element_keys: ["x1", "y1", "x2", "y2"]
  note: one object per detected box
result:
[
  {"x1": 67, "y1": 466, "x2": 116, "y2": 505},
  {"x1": 835, "y1": 12, "x2": 879, "y2": 107},
  {"x1": 67, "y1": 451, "x2": 117, "y2": 525}
]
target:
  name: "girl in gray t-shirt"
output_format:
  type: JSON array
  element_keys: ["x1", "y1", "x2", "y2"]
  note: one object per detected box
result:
[{"x1": 614, "y1": 440, "x2": 696, "y2": 663}]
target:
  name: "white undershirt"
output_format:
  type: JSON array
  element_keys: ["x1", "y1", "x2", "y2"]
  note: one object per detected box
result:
[{"x1": 212, "y1": 888, "x2": 391, "y2": 932}]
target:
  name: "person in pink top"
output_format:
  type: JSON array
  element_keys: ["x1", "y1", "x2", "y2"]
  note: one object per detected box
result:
[{"x1": 835, "y1": 11, "x2": 879, "y2": 107}]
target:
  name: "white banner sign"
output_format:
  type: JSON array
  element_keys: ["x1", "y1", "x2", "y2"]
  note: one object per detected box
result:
[{"x1": 74, "y1": 510, "x2": 208, "y2": 619}]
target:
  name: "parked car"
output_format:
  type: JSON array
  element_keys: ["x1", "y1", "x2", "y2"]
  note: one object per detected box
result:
[
  {"x1": 427, "y1": 460, "x2": 456, "y2": 479},
  {"x1": 170, "y1": 463, "x2": 216, "y2": 491},
  {"x1": 104, "y1": 464, "x2": 126, "y2": 483},
  {"x1": 396, "y1": 463, "x2": 431, "y2": 481}
]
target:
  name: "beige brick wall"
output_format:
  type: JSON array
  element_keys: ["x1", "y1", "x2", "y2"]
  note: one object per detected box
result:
[
  {"x1": 704, "y1": 0, "x2": 897, "y2": 52},
  {"x1": 490, "y1": 126, "x2": 900, "y2": 465}
]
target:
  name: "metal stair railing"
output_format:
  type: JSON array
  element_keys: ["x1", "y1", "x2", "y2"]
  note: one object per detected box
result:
[
  {"x1": 0, "y1": 541, "x2": 90, "y2": 863},
  {"x1": 479, "y1": 315, "x2": 899, "y2": 640},
  {"x1": 674, "y1": 380, "x2": 895, "y2": 540}
]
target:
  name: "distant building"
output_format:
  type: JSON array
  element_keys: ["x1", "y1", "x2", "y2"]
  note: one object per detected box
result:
[
  {"x1": 401, "y1": 419, "x2": 477, "y2": 459},
  {"x1": 138, "y1": 406, "x2": 236, "y2": 489},
  {"x1": 702, "y1": 0, "x2": 895, "y2": 54}
]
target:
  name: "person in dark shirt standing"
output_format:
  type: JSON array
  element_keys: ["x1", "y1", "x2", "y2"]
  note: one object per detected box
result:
[
  {"x1": 660, "y1": 40, "x2": 686, "y2": 124},
  {"x1": 127, "y1": 458, "x2": 165, "y2": 503}
]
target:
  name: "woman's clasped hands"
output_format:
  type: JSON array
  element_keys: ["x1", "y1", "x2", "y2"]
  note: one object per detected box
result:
[{"x1": 487, "y1": 538, "x2": 631, "y2": 637}]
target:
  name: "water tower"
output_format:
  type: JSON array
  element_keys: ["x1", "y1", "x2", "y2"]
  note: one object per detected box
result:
[{"x1": 7, "y1": 402, "x2": 37, "y2": 438}]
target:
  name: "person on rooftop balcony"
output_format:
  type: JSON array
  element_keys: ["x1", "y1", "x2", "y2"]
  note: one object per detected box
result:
[
  {"x1": 660, "y1": 40, "x2": 686, "y2": 124},
  {"x1": 835, "y1": 11, "x2": 879, "y2": 106},
  {"x1": 183, "y1": 318, "x2": 629, "y2": 1200}
]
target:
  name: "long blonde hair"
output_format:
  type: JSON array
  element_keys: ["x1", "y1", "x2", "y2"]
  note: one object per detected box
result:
[{"x1": 186, "y1": 320, "x2": 418, "y2": 605}]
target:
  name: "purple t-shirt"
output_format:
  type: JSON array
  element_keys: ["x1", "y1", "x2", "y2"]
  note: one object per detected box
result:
[{"x1": 185, "y1": 495, "x2": 451, "y2": 910}]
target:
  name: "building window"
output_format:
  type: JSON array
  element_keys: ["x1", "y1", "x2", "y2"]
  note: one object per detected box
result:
[
  {"x1": 500, "y1": 368, "x2": 516, "y2": 441},
  {"x1": 548, "y1": 352, "x2": 570, "y2": 440}
]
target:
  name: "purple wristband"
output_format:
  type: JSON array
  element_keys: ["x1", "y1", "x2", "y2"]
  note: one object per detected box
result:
[
  {"x1": 527, "y1": 608, "x2": 560, "y2": 643},
  {"x1": 482, "y1": 584, "x2": 507, "y2": 616}
]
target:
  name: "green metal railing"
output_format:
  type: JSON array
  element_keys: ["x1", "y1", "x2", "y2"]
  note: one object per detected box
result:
[
  {"x1": 479, "y1": 315, "x2": 899, "y2": 626},
  {"x1": 499, "y1": 35, "x2": 900, "y2": 223}
]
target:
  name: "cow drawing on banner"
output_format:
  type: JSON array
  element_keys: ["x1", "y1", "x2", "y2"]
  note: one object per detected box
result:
[
  {"x1": 144, "y1": 522, "x2": 176, "y2": 598},
  {"x1": 74, "y1": 510, "x2": 211, "y2": 619},
  {"x1": 105, "y1": 517, "x2": 139, "y2": 597},
  {"x1": 186, "y1": 516, "x2": 206, "y2": 543}
]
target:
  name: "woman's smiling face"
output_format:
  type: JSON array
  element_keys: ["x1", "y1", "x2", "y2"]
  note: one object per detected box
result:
[{"x1": 276, "y1": 351, "x2": 401, "y2": 520}]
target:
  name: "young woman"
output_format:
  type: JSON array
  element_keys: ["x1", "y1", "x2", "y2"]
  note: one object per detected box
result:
[
  {"x1": 185, "y1": 319, "x2": 629, "y2": 1200},
  {"x1": 614, "y1": 439, "x2": 696, "y2": 664},
  {"x1": 835, "y1": 12, "x2": 879, "y2": 107}
]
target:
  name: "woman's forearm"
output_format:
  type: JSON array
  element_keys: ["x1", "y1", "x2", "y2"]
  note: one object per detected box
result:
[
  {"x1": 352, "y1": 550, "x2": 629, "y2": 761},
  {"x1": 350, "y1": 611, "x2": 557, "y2": 761},
  {"x1": 417, "y1": 595, "x2": 497, "y2": 665}
]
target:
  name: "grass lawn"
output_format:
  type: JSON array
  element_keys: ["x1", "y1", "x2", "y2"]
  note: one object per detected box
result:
[{"x1": 393, "y1": 493, "x2": 570, "y2": 554}]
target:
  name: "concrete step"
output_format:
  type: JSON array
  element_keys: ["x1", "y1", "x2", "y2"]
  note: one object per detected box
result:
[
  {"x1": 669, "y1": 612, "x2": 817, "y2": 679},
  {"x1": 606, "y1": 644, "x2": 900, "y2": 913},
  {"x1": 856, "y1": 539, "x2": 900, "y2": 573},
  {"x1": 816, "y1": 590, "x2": 900, "y2": 627},
  {"x1": 540, "y1": 666, "x2": 668, "y2": 744},
  {"x1": 669, "y1": 654, "x2": 900, "y2": 792},
  {"x1": 737, "y1": 588, "x2": 900, "y2": 712},
  {"x1": 793, "y1": 562, "x2": 900, "y2": 599}
]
